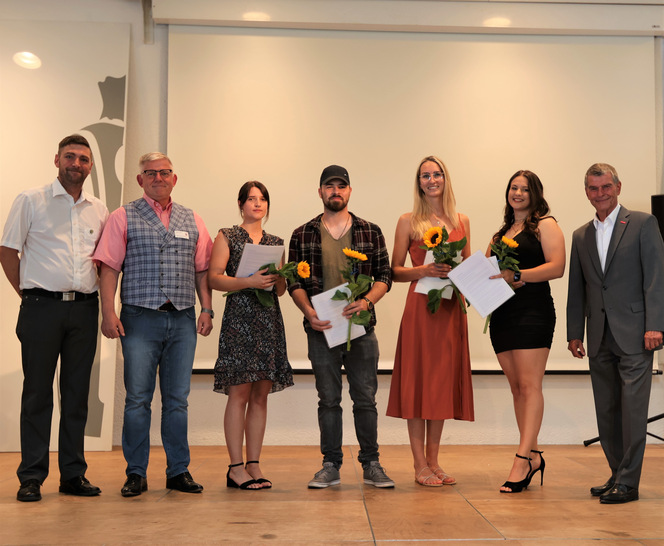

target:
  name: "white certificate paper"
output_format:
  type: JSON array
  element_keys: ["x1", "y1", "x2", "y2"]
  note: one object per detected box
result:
[
  {"x1": 447, "y1": 250, "x2": 515, "y2": 318},
  {"x1": 235, "y1": 244, "x2": 285, "y2": 278},
  {"x1": 414, "y1": 249, "x2": 462, "y2": 299},
  {"x1": 311, "y1": 283, "x2": 366, "y2": 349}
]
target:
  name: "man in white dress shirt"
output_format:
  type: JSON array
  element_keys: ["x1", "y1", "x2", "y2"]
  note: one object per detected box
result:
[
  {"x1": 567, "y1": 162, "x2": 664, "y2": 504},
  {"x1": 0, "y1": 134, "x2": 109, "y2": 502}
]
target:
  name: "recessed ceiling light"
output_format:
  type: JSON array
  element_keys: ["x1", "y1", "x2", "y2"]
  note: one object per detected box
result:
[
  {"x1": 242, "y1": 11, "x2": 271, "y2": 22},
  {"x1": 483, "y1": 17, "x2": 512, "y2": 28},
  {"x1": 13, "y1": 51, "x2": 42, "y2": 69}
]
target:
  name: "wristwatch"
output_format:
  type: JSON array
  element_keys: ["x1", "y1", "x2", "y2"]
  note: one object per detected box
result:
[
  {"x1": 201, "y1": 307, "x2": 215, "y2": 319},
  {"x1": 362, "y1": 297, "x2": 374, "y2": 311},
  {"x1": 513, "y1": 271, "x2": 521, "y2": 283}
]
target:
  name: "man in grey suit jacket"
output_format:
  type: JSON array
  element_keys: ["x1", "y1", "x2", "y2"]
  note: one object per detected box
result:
[{"x1": 567, "y1": 163, "x2": 664, "y2": 504}]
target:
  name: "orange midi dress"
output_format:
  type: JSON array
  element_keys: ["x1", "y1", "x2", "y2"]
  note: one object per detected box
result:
[{"x1": 386, "y1": 223, "x2": 475, "y2": 421}]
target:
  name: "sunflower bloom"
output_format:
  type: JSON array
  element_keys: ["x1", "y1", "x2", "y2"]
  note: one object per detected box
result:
[
  {"x1": 343, "y1": 248, "x2": 368, "y2": 261},
  {"x1": 297, "y1": 261, "x2": 311, "y2": 279},
  {"x1": 501, "y1": 236, "x2": 519, "y2": 249},
  {"x1": 423, "y1": 227, "x2": 443, "y2": 249}
]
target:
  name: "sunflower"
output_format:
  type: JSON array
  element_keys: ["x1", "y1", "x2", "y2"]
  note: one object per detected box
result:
[
  {"x1": 501, "y1": 236, "x2": 519, "y2": 249},
  {"x1": 423, "y1": 226, "x2": 443, "y2": 249},
  {"x1": 342, "y1": 248, "x2": 368, "y2": 261},
  {"x1": 297, "y1": 261, "x2": 311, "y2": 279}
]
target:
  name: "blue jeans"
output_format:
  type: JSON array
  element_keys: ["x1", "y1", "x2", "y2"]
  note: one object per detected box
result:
[
  {"x1": 120, "y1": 304, "x2": 197, "y2": 478},
  {"x1": 306, "y1": 326, "x2": 380, "y2": 468}
]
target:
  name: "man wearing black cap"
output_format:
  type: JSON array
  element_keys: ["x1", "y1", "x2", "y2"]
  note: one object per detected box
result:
[{"x1": 288, "y1": 165, "x2": 394, "y2": 489}]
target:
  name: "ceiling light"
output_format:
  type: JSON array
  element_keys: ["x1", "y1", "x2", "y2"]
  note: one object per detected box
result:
[
  {"x1": 13, "y1": 51, "x2": 42, "y2": 69},
  {"x1": 483, "y1": 17, "x2": 511, "y2": 28},
  {"x1": 242, "y1": 12, "x2": 271, "y2": 22}
]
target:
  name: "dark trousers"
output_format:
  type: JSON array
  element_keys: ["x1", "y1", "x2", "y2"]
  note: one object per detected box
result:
[
  {"x1": 589, "y1": 322, "x2": 653, "y2": 489},
  {"x1": 15, "y1": 293, "x2": 99, "y2": 483},
  {"x1": 305, "y1": 327, "x2": 380, "y2": 468}
]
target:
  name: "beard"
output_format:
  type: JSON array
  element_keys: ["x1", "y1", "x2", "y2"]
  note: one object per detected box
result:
[
  {"x1": 323, "y1": 195, "x2": 347, "y2": 212},
  {"x1": 59, "y1": 167, "x2": 86, "y2": 187}
]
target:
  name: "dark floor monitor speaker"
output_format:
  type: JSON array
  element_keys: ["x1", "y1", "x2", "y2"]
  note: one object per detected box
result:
[{"x1": 653, "y1": 194, "x2": 664, "y2": 237}]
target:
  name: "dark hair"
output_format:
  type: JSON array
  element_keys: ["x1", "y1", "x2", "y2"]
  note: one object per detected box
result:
[
  {"x1": 238, "y1": 181, "x2": 270, "y2": 221},
  {"x1": 493, "y1": 170, "x2": 552, "y2": 242},
  {"x1": 58, "y1": 134, "x2": 91, "y2": 153}
]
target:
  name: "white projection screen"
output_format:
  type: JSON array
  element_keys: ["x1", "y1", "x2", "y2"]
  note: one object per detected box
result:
[{"x1": 167, "y1": 26, "x2": 657, "y2": 371}]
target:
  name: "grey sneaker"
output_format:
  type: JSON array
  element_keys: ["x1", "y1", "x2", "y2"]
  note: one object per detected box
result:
[
  {"x1": 363, "y1": 461, "x2": 395, "y2": 488},
  {"x1": 308, "y1": 462, "x2": 341, "y2": 489}
]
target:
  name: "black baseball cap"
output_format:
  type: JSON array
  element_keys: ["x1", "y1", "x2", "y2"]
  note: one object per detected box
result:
[{"x1": 320, "y1": 165, "x2": 350, "y2": 186}]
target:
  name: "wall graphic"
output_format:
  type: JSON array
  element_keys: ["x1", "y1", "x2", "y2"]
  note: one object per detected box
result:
[{"x1": 0, "y1": 21, "x2": 130, "y2": 451}]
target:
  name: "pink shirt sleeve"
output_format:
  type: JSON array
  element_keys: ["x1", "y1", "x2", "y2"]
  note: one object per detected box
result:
[
  {"x1": 93, "y1": 204, "x2": 211, "y2": 273},
  {"x1": 193, "y1": 212, "x2": 212, "y2": 272},
  {"x1": 93, "y1": 207, "x2": 127, "y2": 271}
]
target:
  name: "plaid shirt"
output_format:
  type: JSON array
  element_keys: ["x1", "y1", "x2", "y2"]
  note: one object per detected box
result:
[{"x1": 288, "y1": 212, "x2": 392, "y2": 328}]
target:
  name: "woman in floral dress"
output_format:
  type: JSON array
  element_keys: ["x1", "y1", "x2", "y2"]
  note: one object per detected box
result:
[{"x1": 208, "y1": 181, "x2": 293, "y2": 489}]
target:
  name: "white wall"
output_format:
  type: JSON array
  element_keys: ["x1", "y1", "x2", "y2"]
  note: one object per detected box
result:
[{"x1": 1, "y1": 0, "x2": 663, "y2": 454}]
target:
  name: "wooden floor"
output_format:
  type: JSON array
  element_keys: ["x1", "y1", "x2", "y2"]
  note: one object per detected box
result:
[{"x1": 1, "y1": 444, "x2": 663, "y2": 545}]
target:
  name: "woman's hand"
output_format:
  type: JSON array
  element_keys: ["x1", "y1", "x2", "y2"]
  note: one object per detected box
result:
[
  {"x1": 489, "y1": 269, "x2": 525, "y2": 289},
  {"x1": 422, "y1": 262, "x2": 451, "y2": 279},
  {"x1": 248, "y1": 268, "x2": 280, "y2": 290}
]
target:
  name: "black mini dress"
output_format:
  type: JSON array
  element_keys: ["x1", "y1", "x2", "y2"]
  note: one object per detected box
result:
[{"x1": 489, "y1": 230, "x2": 556, "y2": 354}]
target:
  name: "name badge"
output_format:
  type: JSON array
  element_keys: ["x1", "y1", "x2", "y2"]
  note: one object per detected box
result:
[{"x1": 174, "y1": 230, "x2": 190, "y2": 239}]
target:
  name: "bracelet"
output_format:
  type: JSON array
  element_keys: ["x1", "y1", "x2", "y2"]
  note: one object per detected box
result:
[
  {"x1": 201, "y1": 307, "x2": 215, "y2": 318},
  {"x1": 513, "y1": 271, "x2": 521, "y2": 282}
]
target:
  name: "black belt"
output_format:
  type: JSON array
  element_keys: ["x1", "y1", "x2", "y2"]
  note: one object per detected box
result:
[
  {"x1": 22, "y1": 288, "x2": 98, "y2": 301},
  {"x1": 157, "y1": 301, "x2": 177, "y2": 312}
]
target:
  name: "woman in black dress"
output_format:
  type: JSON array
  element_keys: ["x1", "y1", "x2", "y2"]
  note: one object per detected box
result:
[
  {"x1": 208, "y1": 181, "x2": 293, "y2": 490},
  {"x1": 487, "y1": 170, "x2": 565, "y2": 493}
]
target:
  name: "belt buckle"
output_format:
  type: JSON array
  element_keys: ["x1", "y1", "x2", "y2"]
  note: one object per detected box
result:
[{"x1": 62, "y1": 292, "x2": 76, "y2": 302}]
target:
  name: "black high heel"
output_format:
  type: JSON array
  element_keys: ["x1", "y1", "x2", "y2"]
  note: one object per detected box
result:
[
  {"x1": 500, "y1": 453, "x2": 532, "y2": 493},
  {"x1": 227, "y1": 462, "x2": 259, "y2": 490},
  {"x1": 528, "y1": 449, "x2": 546, "y2": 486},
  {"x1": 245, "y1": 460, "x2": 272, "y2": 489}
]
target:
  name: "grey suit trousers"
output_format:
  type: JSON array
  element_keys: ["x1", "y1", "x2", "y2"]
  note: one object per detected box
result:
[{"x1": 590, "y1": 321, "x2": 653, "y2": 489}]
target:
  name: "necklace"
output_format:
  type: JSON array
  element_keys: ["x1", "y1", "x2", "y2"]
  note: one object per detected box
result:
[
  {"x1": 508, "y1": 219, "x2": 526, "y2": 238},
  {"x1": 432, "y1": 213, "x2": 447, "y2": 228},
  {"x1": 322, "y1": 214, "x2": 351, "y2": 240}
]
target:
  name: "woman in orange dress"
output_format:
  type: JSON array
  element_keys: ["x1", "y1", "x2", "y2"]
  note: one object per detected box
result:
[{"x1": 387, "y1": 156, "x2": 474, "y2": 486}]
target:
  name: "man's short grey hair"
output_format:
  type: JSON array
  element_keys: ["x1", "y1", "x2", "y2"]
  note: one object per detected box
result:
[
  {"x1": 139, "y1": 152, "x2": 172, "y2": 169},
  {"x1": 584, "y1": 163, "x2": 620, "y2": 187}
]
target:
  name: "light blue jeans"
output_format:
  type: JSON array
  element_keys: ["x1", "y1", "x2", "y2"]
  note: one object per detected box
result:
[
  {"x1": 120, "y1": 304, "x2": 197, "y2": 478},
  {"x1": 306, "y1": 326, "x2": 380, "y2": 468}
]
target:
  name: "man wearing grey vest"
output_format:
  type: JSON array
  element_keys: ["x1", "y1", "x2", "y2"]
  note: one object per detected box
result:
[{"x1": 94, "y1": 152, "x2": 214, "y2": 497}]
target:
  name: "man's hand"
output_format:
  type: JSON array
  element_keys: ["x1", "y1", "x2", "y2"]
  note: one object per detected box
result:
[
  {"x1": 101, "y1": 312, "x2": 125, "y2": 339},
  {"x1": 197, "y1": 313, "x2": 213, "y2": 336},
  {"x1": 342, "y1": 298, "x2": 368, "y2": 319},
  {"x1": 568, "y1": 339, "x2": 586, "y2": 359},
  {"x1": 645, "y1": 330, "x2": 663, "y2": 351},
  {"x1": 305, "y1": 309, "x2": 332, "y2": 331}
]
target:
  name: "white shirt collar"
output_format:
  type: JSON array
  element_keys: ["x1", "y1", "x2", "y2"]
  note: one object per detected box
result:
[
  {"x1": 593, "y1": 203, "x2": 621, "y2": 230},
  {"x1": 52, "y1": 178, "x2": 91, "y2": 205}
]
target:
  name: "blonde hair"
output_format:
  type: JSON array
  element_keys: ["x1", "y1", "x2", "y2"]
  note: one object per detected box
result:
[{"x1": 410, "y1": 155, "x2": 458, "y2": 237}]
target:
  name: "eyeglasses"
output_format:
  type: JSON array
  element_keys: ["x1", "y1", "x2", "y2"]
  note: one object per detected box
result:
[
  {"x1": 142, "y1": 169, "x2": 173, "y2": 179},
  {"x1": 419, "y1": 172, "x2": 444, "y2": 182}
]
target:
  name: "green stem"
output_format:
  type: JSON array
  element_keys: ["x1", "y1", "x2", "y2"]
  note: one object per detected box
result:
[
  {"x1": 346, "y1": 318, "x2": 352, "y2": 351},
  {"x1": 454, "y1": 286, "x2": 467, "y2": 314}
]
